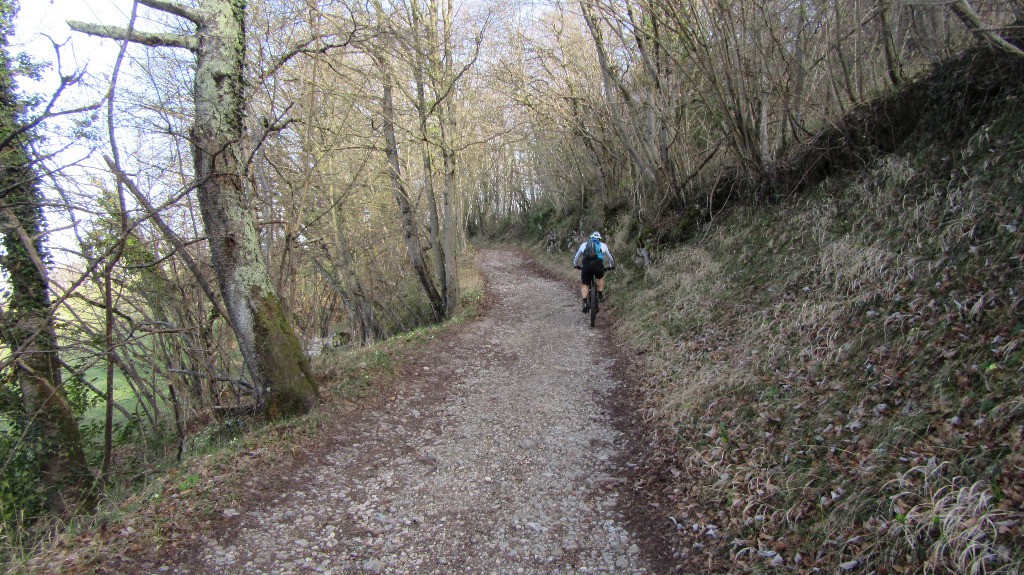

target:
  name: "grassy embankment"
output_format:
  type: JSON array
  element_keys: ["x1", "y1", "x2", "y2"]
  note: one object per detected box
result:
[{"x1": 528, "y1": 50, "x2": 1024, "y2": 573}]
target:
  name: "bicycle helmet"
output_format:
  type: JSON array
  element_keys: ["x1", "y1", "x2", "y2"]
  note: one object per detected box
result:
[{"x1": 590, "y1": 231, "x2": 602, "y2": 240}]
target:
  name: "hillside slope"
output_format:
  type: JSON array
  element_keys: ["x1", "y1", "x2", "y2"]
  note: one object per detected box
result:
[{"x1": 535, "y1": 48, "x2": 1024, "y2": 573}]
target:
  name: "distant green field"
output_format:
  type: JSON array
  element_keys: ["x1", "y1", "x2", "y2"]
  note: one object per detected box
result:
[
  {"x1": 79, "y1": 364, "x2": 139, "y2": 425},
  {"x1": 1, "y1": 365, "x2": 140, "y2": 429}
]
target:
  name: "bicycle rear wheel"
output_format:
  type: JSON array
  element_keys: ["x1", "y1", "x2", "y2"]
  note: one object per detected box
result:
[{"x1": 589, "y1": 280, "x2": 599, "y2": 327}]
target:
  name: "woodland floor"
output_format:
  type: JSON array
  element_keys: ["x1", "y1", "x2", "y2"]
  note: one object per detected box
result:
[{"x1": 89, "y1": 249, "x2": 676, "y2": 575}]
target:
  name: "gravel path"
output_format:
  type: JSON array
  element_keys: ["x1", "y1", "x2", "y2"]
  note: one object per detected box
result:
[{"x1": 162, "y1": 249, "x2": 655, "y2": 574}]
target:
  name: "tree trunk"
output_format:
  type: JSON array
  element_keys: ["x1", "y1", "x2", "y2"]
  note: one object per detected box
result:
[
  {"x1": 407, "y1": 0, "x2": 446, "y2": 305},
  {"x1": 439, "y1": 106, "x2": 460, "y2": 313},
  {"x1": 69, "y1": 0, "x2": 319, "y2": 419},
  {"x1": 878, "y1": 0, "x2": 904, "y2": 87},
  {"x1": 579, "y1": 0, "x2": 658, "y2": 189},
  {"x1": 413, "y1": 62, "x2": 447, "y2": 308},
  {"x1": 789, "y1": 0, "x2": 809, "y2": 139},
  {"x1": 949, "y1": 0, "x2": 1024, "y2": 58},
  {"x1": 626, "y1": 0, "x2": 678, "y2": 200},
  {"x1": 190, "y1": 0, "x2": 318, "y2": 418},
  {"x1": 0, "y1": 189, "x2": 94, "y2": 516},
  {"x1": 0, "y1": 0, "x2": 93, "y2": 513},
  {"x1": 435, "y1": 0, "x2": 459, "y2": 313},
  {"x1": 328, "y1": 166, "x2": 386, "y2": 344},
  {"x1": 371, "y1": 33, "x2": 445, "y2": 321}
]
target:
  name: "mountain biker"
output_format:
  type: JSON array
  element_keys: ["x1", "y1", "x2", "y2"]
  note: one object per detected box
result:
[{"x1": 573, "y1": 232, "x2": 615, "y2": 313}]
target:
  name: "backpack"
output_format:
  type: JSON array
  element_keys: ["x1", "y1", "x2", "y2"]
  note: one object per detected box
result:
[{"x1": 582, "y1": 238, "x2": 604, "y2": 264}]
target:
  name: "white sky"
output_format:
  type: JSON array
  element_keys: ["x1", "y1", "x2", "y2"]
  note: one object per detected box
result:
[{"x1": 14, "y1": 0, "x2": 135, "y2": 77}]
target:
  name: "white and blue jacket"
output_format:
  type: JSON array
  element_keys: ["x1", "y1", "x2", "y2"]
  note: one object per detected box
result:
[{"x1": 573, "y1": 239, "x2": 615, "y2": 268}]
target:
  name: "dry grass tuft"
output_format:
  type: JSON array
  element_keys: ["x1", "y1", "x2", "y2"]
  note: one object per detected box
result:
[
  {"x1": 816, "y1": 238, "x2": 918, "y2": 302},
  {"x1": 886, "y1": 460, "x2": 1017, "y2": 574}
]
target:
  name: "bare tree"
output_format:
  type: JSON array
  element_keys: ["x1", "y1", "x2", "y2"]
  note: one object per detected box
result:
[
  {"x1": 69, "y1": 0, "x2": 319, "y2": 419},
  {"x1": 367, "y1": 1, "x2": 446, "y2": 321}
]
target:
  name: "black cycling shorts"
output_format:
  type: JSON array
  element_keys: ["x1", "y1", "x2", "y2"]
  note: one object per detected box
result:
[{"x1": 580, "y1": 261, "x2": 605, "y2": 285}]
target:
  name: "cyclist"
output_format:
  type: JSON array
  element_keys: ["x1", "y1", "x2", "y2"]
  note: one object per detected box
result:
[{"x1": 573, "y1": 231, "x2": 615, "y2": 313}]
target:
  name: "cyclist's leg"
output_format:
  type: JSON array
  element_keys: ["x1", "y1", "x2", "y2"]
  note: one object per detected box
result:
[{"x1": 580, "y1": 268, "x2": 593, "y2": 311}]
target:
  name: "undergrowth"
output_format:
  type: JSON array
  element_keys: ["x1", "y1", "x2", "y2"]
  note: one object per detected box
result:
[{"x1": 602, "y1": 60, "x2": 1024, "y2": 573}]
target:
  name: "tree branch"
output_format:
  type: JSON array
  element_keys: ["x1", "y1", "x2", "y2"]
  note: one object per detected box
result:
[
  {"x1": 259, "y1": 27, "x2": 361, "y2": 82},
  {"x1": 66, "y1": 21, "x2": 197, "y2": 51},
  {"x1": 137, "y1": 0, "x2": 202, "y2": 24},
  {"x1": 103, "y1": 156, "x2": 233, "y2": 328},
  {"x1": 948, "y1": 0, "x2": 1024, "y2": 58},
  {"x1": 58, "y1": 359, "x2": 136, "y2": 420}
]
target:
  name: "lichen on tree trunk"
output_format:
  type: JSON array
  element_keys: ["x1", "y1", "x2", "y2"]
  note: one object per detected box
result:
[{"x1": 191, "y1": 0, "x2": 319, "y2": 418}]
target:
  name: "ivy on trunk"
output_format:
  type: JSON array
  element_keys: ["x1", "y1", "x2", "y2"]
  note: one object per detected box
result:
[{"x1": 0, "y1": 0, "x2": 93, "y2": 516}]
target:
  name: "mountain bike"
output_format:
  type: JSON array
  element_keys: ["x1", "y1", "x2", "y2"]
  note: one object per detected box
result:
[
  {"x1": 585, "y1": 267, "x2": 612, "y2": 328},
  {"x1": 587, "y1": 275, "x2": 599, "y2": 327}
]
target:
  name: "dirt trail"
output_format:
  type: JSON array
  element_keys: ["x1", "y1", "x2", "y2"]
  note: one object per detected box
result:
[{"x1": 146, "y1": 249, "x2": 664, "y2": 574}]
